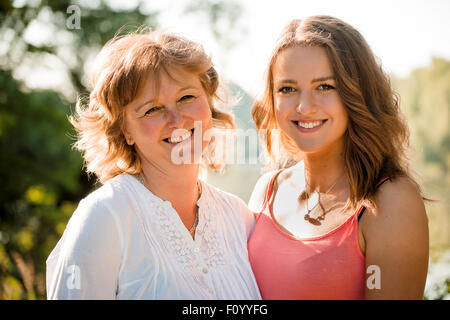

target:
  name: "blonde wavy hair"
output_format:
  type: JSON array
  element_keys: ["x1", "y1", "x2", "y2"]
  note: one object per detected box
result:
[
  {"x1": 252, "y1": 16, "x2": 417, "y2": 206},
  {"x1": 71, "y1": 28, "x2": 234, "y2": 183}
]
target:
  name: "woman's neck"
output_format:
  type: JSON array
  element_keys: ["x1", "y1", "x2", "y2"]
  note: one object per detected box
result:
[
  {"x1": 140, "y1": 163, "x2": 200, "y2": 214},
  {"x1": 302, "y1": 146, "x2": 346, "y2": 194}
]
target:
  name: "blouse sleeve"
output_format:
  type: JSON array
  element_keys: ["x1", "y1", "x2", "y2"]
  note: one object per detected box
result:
[{"x1": 46, "y1": 197, "x2": 123, "y2": 299}]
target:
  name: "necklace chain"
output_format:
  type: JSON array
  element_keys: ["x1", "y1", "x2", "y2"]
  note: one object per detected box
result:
[
  {"x1": 189, "y1": 210, "x2": 199, "y2": 234},
  {"x1": 302, "y1": 172, "x2": 344, "y2": 224}
]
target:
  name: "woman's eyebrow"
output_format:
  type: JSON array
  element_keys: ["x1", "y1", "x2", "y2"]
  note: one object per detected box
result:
[
  {"x1": 274, "y1": 79, "x2": 297, "y2": 86},
  {"x1": 133, "y1": 84, "x2": 202, "y2": 112},
  {"x1": 311, "y1": 75, "x2": 335, "y2": 83},
  {"x1": 274, "y1": 76, "x2": 335, "y2": 86},
  {"x1": 177, "y1": 85, "x2": 201, "y2": 93},
  {"x1": 178, "y1": 85, "x2": 197, "y2": 92},
  {"x1": 134, "y1": 99, "x2": 155, "y2": 113}
]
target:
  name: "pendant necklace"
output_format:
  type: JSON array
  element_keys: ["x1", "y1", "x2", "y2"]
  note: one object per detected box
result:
[{"x1": 299, "y1": 172, "x2": 343, "y2": 225}]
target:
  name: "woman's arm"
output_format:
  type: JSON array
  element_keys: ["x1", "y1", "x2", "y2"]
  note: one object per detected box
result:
[
  {"x1": 362, "y1": 177, "x2": 429, "y2": 299},
  {"x1": 46, "y1": 198, "x2": 122, "y2": 299}
]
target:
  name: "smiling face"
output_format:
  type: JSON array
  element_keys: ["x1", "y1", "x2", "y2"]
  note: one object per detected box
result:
[
  {"x1": 272, "y1": 45, "x2": 348, "y2": 157},
  {"x1": 123, "y1": 68, "x2": 213, "y2": 172}
]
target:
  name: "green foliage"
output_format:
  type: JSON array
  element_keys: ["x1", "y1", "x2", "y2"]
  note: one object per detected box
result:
[
  {"x1": 0, "y1": 68, "x2": 83, "y2": 299},
  {"x1": 1, "y1": 0, "x2": 157, "y2": 96}
]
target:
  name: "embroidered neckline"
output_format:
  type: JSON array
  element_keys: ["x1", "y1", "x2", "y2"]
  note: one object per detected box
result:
[{"x1": 123, "y1": 174, "x2": 225, "y2": 270}]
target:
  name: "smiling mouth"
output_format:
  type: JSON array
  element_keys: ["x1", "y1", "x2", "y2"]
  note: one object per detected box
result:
[
  {"x1": 292, "y1": 119, "x2": 327, "y2": 129},
  {"x1": 163, "y1": 128, "x2": 195, "y2": 144}
]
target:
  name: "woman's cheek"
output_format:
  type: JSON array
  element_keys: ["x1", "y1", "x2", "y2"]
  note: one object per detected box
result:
[
  {"x1": 275, "y1": 99, "x2": 292, "y2": 126},
  {"x1": 139, "y1": 117, "x2": 164, "y2": 141}
]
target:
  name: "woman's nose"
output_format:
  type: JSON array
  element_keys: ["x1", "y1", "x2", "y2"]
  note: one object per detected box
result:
[
  {"x1": 166, "y1": 109, "x2": 186, "y2": 128},
  {"x1": 295, "y1": 92, "x2": 316, "y2": 115}
]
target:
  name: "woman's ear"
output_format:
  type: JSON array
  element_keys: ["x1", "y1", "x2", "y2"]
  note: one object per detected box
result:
[
  {"x1": 125, "y1": 135, "x2": 135, "y2": 146},
  {"x1": 120, "y1": 114, "x2": 135, "y2": 146},
  {"x1": 122, "y1": 125, "x2": 135, "y2": 146}
]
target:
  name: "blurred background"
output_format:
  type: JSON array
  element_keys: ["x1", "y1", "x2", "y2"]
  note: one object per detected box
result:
[{"x1": 0, "y1": 0, "x2": 448, "y2": 299}]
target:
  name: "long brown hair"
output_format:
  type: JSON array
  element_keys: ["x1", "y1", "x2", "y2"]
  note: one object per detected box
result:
[{"x1": 252, "y1": 15, "x2": 416, "y2": 207}]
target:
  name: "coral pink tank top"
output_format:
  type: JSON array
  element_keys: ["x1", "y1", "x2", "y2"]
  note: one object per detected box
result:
[{"x1": 248, "y1": 171, "x2": 388, "y2": 300}]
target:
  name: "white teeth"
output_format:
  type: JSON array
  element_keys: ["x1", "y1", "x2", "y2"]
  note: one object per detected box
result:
[
  {"x1": 168, "y1": 130, "x2": 192, "y2": 143},
  {"x1": 297, "y1": 121, "x2": 323, "y2": 129}
]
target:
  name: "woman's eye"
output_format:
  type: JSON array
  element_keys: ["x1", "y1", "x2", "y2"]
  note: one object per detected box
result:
[
  {"x1": 317, "y1": 83, "x2": 335, "y2": 91},
  {"x1": 278, "y1": 87, "x2": 296, "y2": 94},
  {"x1": 144, "y1": 106, "x2": 163, "y2": 116},
  {"x1": 178, "y1": 95, "x2": 195, "y2": 103}
]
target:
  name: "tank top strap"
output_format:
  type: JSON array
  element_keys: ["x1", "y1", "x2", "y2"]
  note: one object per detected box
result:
[
  {"x1": 358, "y1": 177, "x2": 392, "y2": 221},
  {"x1": 260, "y1": 169, "x2": 284, "y2": 213},
  {"x1": 376, "y1": 177, "x2": 391, "y2": 187}
]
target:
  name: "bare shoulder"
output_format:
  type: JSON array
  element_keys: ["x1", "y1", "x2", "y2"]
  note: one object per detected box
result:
[
  {"x1": 362, "y1": 176, "x2": 429, "y2": 299},
  {"x1": 248, "y1": 170, "x2": 276, "y2": 213},
  {"x1": 363, "y1": 176, "x2": 428, "y2": 241},
  {"x1": 276, "y1": 161, "x2": 304, "y2": 183},
  {"x1": 375, "y1": 176, "x2": 426, "y2": 219}
]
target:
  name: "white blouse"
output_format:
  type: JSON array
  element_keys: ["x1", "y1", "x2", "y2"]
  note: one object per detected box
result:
[{"x1": 46, "y1": 174, "x2": 261, "y2": 300}]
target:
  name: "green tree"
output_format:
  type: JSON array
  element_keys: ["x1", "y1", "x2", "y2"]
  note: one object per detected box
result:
[{"x1": 0, "y1": 68, "x2": 83, "y2": 299}]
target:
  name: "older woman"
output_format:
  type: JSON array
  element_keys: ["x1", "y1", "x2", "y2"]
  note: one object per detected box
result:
[{"x1": 46, "y1": 29, "x2": 261, "y2": 299}]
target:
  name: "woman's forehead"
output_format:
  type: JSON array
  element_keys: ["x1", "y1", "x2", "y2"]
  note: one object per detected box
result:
[
  {"x1": 142, "y1": 66, "x2": 201, "y2": 88},
  {"x1": 273, "y1": 46, "x2": 332, "y2": 81},
  {"x1": 130, "y1": 68, "x2": 203, "y2": 106}
]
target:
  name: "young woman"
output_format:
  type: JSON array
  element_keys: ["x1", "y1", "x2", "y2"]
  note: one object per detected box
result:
[
  {"x1": 46, "y1": 29, "x2": 260, "y2": 299},
  {"x1": 248, "y1": 16, "x2": 429, "y2": 300}
]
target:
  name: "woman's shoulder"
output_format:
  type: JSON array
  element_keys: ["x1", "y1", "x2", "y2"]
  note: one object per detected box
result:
[
  {"x1": 200, "y1": 179, "x2": 247, "y2": 209},
  {"x1": 360, "y1": 177, "x2": 429, "y2": 299},
  {"x1": 247, "y1": 170, "x2": 277, "y2": 213},
  {"x1": 200, "y1": 180, "x2": 257, "y2": 238},
  {"x1": 374, "y1": 176, "x2": 425, "y2": 216},
  {"x1": 363, "y1": 176, "x2": 428, "y2": 237},
  {"x1": 72, "y1": 174, "x2": 140, "y2": 225},
  {"x1": 51, "y1": 176, "x2": 130, "y2": 262},
  {"x1": 81, "y1": 174, "x2": 138, "y2": 205},
  {"x1": 247, "y1": 162, "x2": 304, "y2": 212}
]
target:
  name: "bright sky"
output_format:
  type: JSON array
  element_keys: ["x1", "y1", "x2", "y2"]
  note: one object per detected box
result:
[{"x1": 151, "y1": 0, "x2": 450, "y2": 96}]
